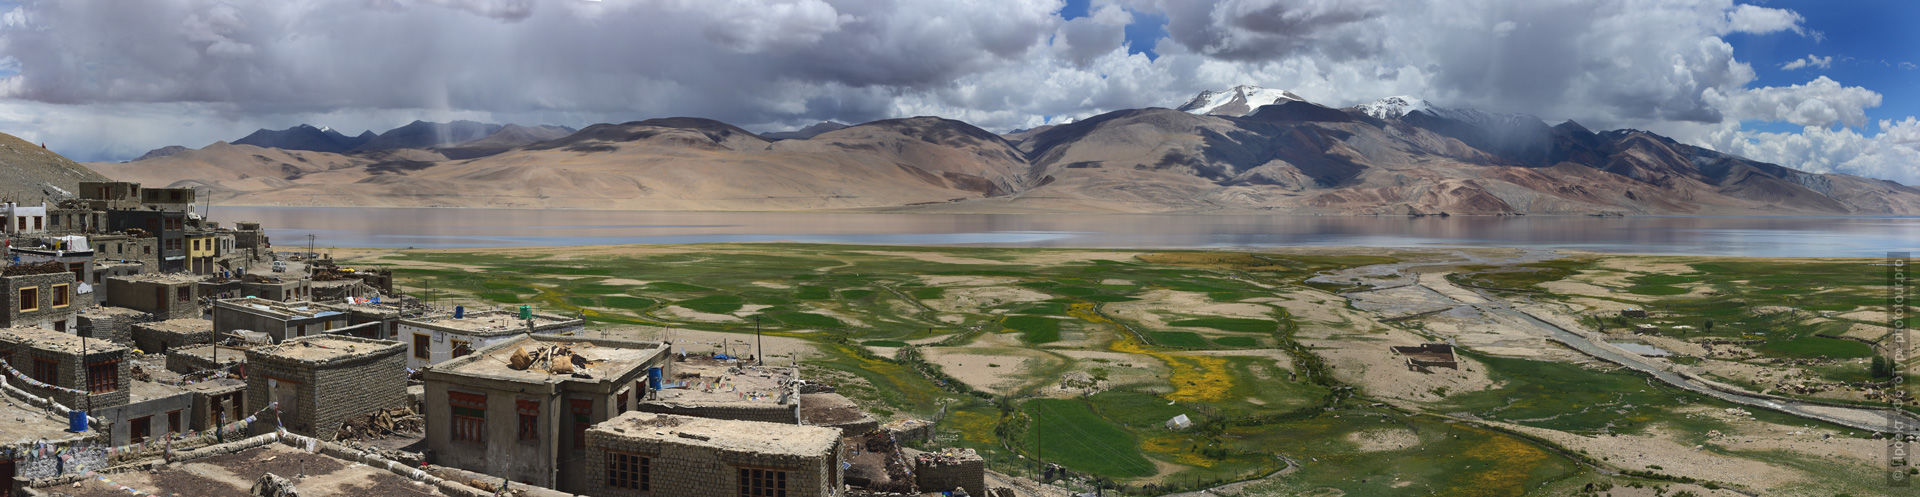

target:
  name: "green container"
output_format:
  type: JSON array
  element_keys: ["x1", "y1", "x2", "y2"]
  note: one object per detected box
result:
[{"x1": 519, "y1": 305, "x2": 532, "y2": 320}]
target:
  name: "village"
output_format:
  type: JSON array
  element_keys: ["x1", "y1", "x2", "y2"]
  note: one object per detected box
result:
[{"x1": 0, "y1": 182, "x2": 1018, "y2": 497}]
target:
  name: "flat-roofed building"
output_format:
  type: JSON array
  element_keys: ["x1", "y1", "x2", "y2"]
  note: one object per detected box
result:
[
  {"x1": 423, "y1": 334, "x2": 669, "y2": 491},
  {"x1": 130, "y1": 318, "x2": 212, "y2": 354},
  {"x1": 397, "y1": 309, "x2": 584, "y2": 370},
  {"x1": 244, "y1": 335, "x2": 407, "y2": 437},
  {"x1": 581, "y1": 412, "x2": 845, "y2": 497},
  {"x1": 1, "y1": 264, "x2": 80, "y2": 332},
  {"x1": 211, "y1": 297, "x2": 349, "y2": 343},
  {"x1": 102, "y1": 273, "x2": 204, "y2": 321},
  {"x1": 0, "y1": 325, "x2": 131, "y2": 410}
]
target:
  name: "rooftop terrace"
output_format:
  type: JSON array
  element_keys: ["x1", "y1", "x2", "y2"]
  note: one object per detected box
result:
[
  {"x1": 651, "y1": 361, "x2": 796, "y2": 406},
  {"x1": 217, "y1": 297, "x2": 343, "y2": 320},
  {"x1": 249, "y1": 335, "x2": 403, "y2": 364},
  {"x1": 0, "y1": 326, "x2": 129, "y2": 355},
  {"x1": 591, "y1": 412, "x2": 839, "y2": 457},
  {"x1": 139, "y1": 318, "x2": 211, "y2": 334},
  {"x1": 433, "y1": 335, "x2": 666, "y2": 383},
  {"x1": 48, "y1": 442, "x2": 447, "y2": 497},
  {"x1": 401, "y1": 309, "x2": 581, "y2": 336},
  {"x1": 108, "y1": 273, "x2": 206, "y2": 285}
]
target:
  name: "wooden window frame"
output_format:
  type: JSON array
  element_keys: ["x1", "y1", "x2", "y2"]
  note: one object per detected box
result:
[
  {"x1": 167, "y1": 410, "x2": 181, "y2": 434},
  {"x1": 129, "y1": 416, "x2": 151, "y2": 443},
  {"x1": 31, "y1": 358, "x2": 57, "y2": 386},
  {"x1": 605, "y1": 451, "x2": 651, "y2": 491},
  {"x1": 516, "y1": 400, "x2": 539, "y2": 443},
  {"x1": 86, "y1": 361, "x2": 118, "y2": 393},
  {"x1": 17, "y1": 287, "x2": 36, "y2": 313},
  {"x1": 738, "y1": 467, "x2": 789, "y2": 497},
  {"x1": 413, "y1": 334, "x2": 432, "y2": 360},
  {"x1": 570, "y1": 398, "x2": 592, "y2": 450},
  {"x1": 50, "y1": 284, "x2": 68, "y2": 308},
  {"x1": 449, "y1": 392, "x2": 486, "y2": 444}
]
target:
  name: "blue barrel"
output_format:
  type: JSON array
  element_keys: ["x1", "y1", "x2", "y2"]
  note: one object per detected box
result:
[
  {"x1": 454, "y1": 305, "x2": 465, "y2": 319},
  {"x1": 68, "y1": 410, "x2": 87, "y2": 432},
  {"x1": 648, "y1": 367, "x2": 662, "y2": 391}
]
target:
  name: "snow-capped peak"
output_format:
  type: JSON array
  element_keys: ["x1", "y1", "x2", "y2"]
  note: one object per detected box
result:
[
  {"x1": 1177, "y1": 85, "x2": 1306, "y2": 116},
  {"x1": 1355, "y1": 96, "x2": 1429, "y2": 119}
]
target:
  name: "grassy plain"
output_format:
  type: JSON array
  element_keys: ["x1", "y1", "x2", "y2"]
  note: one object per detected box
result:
[{"x1": 334, "y1": 244, "x2": 1895, "y2": 496}]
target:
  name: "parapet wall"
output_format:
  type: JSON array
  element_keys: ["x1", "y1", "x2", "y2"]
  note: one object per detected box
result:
[{"x1": 635, "y1": 400, "x2": 800, "y2": 425}]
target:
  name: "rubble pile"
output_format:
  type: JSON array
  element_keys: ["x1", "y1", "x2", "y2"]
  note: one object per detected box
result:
[
  {"x1": 507, "y1": 343, "x2": 601, "y2": 376},
  {"x1": 250, "y1": 472, "x2": 299, "y2": 497}
]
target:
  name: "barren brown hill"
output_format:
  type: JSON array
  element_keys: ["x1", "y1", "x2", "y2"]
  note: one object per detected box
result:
[
  {"x1": 0, "y1": 131, "x2": 109, "y2": 203},
  {"x1": 78, "y1": 101, "x2": 1920, "y2": 215}
]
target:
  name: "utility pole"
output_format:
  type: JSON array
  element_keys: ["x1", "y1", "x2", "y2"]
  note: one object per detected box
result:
[{"x1": 754, "y1": 316, "x2": 763, "y2": 365}]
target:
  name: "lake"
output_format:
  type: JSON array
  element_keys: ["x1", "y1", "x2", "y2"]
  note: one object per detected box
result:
[{"x1": 204, "y1": 206, "x2": 1920, "y2": 257}]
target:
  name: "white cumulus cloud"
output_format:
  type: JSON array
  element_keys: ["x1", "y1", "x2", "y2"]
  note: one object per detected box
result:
[{"x1": 1779, "y1": 54, "x2": 1832, "y2": 71}]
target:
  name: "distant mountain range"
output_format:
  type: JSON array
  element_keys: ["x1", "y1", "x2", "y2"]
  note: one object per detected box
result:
[{"x1": 81, "y1": 86, "x2": 1920, "y2": 215}]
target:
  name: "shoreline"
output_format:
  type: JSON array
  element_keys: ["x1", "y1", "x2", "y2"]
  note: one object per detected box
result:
[{"x1": 200, "y1": 203, "x2": 1920, "y2": 219}]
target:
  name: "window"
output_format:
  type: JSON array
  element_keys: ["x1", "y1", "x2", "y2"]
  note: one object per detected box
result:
[
  {"x1": 617, "y1": 391, "x2": 628, "y2": 413},
  {"x1": 52, "y1": 321, "x2": 64, "y2": 332},
  {"x1": 18, "y1": 287, "x2": 36, "y2": 312},
  {"x1": 31, "y1": 358, "x2": 57, "y2": 386},
  {"x1": 449, "y1": 392, "x2": 486, "y2": 443},
  {"x1": 51, "y1": 284, "x2": 68, "y2": 308},
  {"x1": 517, "y1": 400, "x2": 539, "y2": 442},
  {"x1": 143, "y1": 245, "x2": 150, "y2": 255},
  {"x1": 167, "y1": 410, "x2": 181, "y2": 434},
  {"x1": 739, "y1": 468, "x2": 788, "y2": 497},
  {"x1": 413, "y1": 334, "x2": 431, "y2": 360},
  {"x1": 606, "y1": 452, "x2": 650, "y2": 490},
  {"x1": 86, "y1": 361, "x2": 117, "y2": 393},
  {"x1": 15, "y1": 217, "x2": 22, "y2": 230},
  {"x1": 31, "y1": 216, "x2": 40, "y2": 230},
  {"x1": 296, "y1": 324, "x2": 306, "y2": 337},
  {"x1": 175, "y1": 287, "x2": 190, "y2": 303},
  {"x1": 570, "y1": 399, "x2": 592, "y2": 449},
  {"x1": 450, "y1": 339, "x2": 472, "y2": 358},
  {"x1": 129, "y1": 416, "x2": 151, "y2": 443}
]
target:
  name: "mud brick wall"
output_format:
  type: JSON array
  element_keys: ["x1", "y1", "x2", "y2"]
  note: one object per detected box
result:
[
  {"x1": 246, "y1": 338, "x2": 406, "y2": 438},
  {"x1": 635, "y1": 401, "x2": 800, "y2": 424},
  {"x1": 580, "y1": 431, "x2": 840, "y2": 497},
  {"x1": 915, "y1": 453, "x2": 984, "y2": 496}
]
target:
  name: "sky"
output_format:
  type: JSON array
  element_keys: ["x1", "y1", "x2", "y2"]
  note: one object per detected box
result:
[{"x1": 0, "y1": 0, "x2": 1916, "y2": 185}]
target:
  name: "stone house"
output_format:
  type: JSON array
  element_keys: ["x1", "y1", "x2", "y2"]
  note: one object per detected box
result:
[
  {"x1": 102, "y1": 273, "x2": 204, "y2": 321},
  {"x1": 130, "y1": 318, "x2": 213, "y2": 354},
  {"x1": 580, "y1": 412, "x2": 844, "y2": 497},
  {"x1": 211, "y1": 297, "x2": 349, "y2": 343},
  {"x1": 244, "y1": 335, "x2": 407, "y2": 437},
  {"x1": 1, "y1": 267, "x2": 79, "y2": 333},
  {"x1": 0, "y1": 326, "x2": 131, "y2": 411},
  {"x1": 422, "y1": 334, "x2": 669, "y2": 491}
]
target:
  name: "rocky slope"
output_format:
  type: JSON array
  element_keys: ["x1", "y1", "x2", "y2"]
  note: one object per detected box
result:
[
  {"x1": 79, "y1": 92, "x2": 1920, "y2": 215},
  {"x1": 0, "y1": 132, "x2": 110, "y2": 204}
]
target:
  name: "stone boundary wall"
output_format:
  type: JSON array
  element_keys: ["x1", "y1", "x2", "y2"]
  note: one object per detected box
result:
[
  {"x1": 635, "y1": 400, "x2": 800, "y2": 424},
  {"x1": 914, "y1": 449, "x2": 985, "y2": 496}
]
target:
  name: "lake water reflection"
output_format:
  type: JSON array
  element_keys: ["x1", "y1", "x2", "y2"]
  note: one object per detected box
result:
[{"x1": 206, "y1": 206, "x2": 1919, "y2": 257}]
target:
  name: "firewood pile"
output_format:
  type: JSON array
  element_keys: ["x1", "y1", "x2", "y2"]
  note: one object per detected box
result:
[{"x1": 334, "y1": 406, "x2": 422, "y2": 441}]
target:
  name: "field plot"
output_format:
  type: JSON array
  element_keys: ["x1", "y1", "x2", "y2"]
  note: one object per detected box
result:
[{"x1": 332, "y1": 244, "x2": 1894, "y2": 496}]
